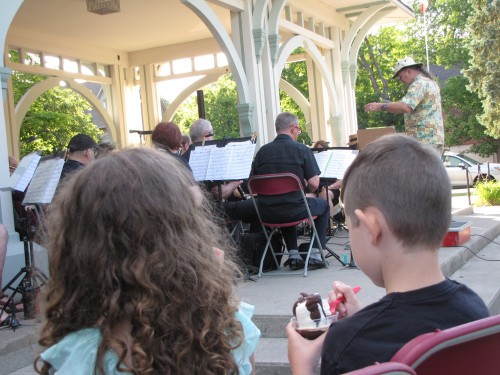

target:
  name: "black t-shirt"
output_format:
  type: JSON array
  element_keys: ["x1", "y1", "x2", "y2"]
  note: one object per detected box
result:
[
  {"x1": 320, "y1": 279, "x2": 490, "y2": 375},
  {"x1": 251, "y1": 134, "x2": 320, "y2": 217},
  {"x1": 60, "y1": 159, "x2": 85, "y2": 181}
]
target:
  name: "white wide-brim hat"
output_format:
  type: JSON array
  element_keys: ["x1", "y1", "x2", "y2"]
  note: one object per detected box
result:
[{"x1": 392, "y1": 57, "x2": 423, "y2": 78}]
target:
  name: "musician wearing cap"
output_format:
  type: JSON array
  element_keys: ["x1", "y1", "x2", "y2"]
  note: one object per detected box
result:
[
  {"x1": 364, "y1": 57, "x2": 444, "y2": 156},
  {"x1": 60, "y1": 133, "x2": 98, "y2": 181}
]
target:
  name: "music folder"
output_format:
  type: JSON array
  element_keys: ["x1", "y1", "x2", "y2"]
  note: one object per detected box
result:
[
  {"x1": 189, "y1": 141, "x2": 256, "y2": 181},
  {"x1": 314, "y1": 149, "x2": 359, "y2": 179}
]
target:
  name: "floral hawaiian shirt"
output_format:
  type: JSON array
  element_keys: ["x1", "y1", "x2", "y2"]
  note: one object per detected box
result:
[{"x1": 401, "y1": 74, "x2": 444, "y2": 145}]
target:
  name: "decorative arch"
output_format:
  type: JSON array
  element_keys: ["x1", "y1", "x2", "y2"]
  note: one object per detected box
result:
[
  {"x1": 162, "y1": 73, "x2": 224, "y2": 122},
  {"x1": 348, "y1": 9, "x2": 393, "y2": 85},
  {"x1": 15, "y1": 77, "x2": 117, "y2": 143},
  {"x1": 278, "y1": 78, "x2": 311, "y2": 126},
  {"x1": 276, "y1": 36, "x2": 340, "y2": 115},
  {"x1": 181, "y1": 0, "x2": 250, "y2": 103}
]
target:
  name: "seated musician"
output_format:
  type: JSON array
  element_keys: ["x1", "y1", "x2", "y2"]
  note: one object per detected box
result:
[
  {"x1": 250, "y1": 112, "x2": 329, "y2": 271},
  {"x1": 184, "y1": 119, "x2": 257, "y2": 228}
]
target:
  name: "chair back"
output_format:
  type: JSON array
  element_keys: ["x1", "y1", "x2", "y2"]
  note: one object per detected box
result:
[
  {"x1": 342, "y1": 362, "x2": 416, "y2": 375},
  {"x1": 247, "y1": 173, "x2": 322, "y2": 277},
  {"x1": 248, "y1": 173, "x2": 304, "y2": 196},
  {"x1": 391, "y1": 314, "x2": 500, "y2": 374}
]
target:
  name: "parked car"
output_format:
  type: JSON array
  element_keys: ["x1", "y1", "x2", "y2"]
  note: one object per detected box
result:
[{"x1": 442, "y1": 151, "x2": 500, "y2": 188}]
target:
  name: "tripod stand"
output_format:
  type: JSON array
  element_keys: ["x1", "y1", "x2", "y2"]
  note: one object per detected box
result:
[{"x1": 1, "y1": 218, "x2": 49, "y2": 328}]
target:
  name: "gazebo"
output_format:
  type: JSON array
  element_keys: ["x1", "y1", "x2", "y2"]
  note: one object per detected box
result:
[{"x1": 0, "y1": 0, "x2": 412, "y2": 273}]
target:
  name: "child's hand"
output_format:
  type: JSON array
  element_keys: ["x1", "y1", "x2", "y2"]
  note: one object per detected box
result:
[
  {"x1": 286, "y1": 322, "x2": 325, "y2": 375},
  {"x1": 328, "y1": 281, "x2": 362, "y2": 319}
]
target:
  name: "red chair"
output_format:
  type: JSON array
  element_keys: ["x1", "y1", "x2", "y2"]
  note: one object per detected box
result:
[
  {"x1": 342, "y1": 362, "x2": 416, "y2": 375},
  {"x1": 391, "y1": 314, "x2": 500, "y2": 374},
  {"x1": 248, "y1": 173, "x2": 327, "y2": 277}
]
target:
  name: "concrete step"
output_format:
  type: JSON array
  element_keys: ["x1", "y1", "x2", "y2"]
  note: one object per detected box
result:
[{"x1": 0, "y1": 318, "x2": 39, "y2": 375}]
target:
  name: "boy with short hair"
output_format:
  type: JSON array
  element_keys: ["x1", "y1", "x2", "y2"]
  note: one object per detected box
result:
[{"x1": 287, "y1": 134, "x2": 489, "y2": 375}]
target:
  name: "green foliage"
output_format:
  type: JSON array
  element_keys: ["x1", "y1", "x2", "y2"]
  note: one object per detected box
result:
[
  {"x1": 408, "y1": 0, "x2": 474, "y2": 68},
  {"x1": 19, "y1": 87, "x2": 101, "y2": 156},
  {"x1": 12, "y1": 73, "x2": 101, "y2": 157},
  {"x1": 441, "y1": 75, "x2": 498, "y2": 157},
  {"x1": 474, "y1": 180, "x2": 500, "y2": 206},
  {"x1": 464, "y1": 0, "x2": 500, "y2": 138},
  {"x1": 355, "y1": 28, "x2": 407, "y2": 131},
  {"x1": 173, "y1": 75, "x2": 240, "y2": 139}
]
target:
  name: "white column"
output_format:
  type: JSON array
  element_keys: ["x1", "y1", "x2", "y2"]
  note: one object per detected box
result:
[
  {"x1": 230, "y1": 3, "x2": 265, "y2": 142},
  {"x1": 0, "y1": 0, "x2": 24, "y2": 237}
]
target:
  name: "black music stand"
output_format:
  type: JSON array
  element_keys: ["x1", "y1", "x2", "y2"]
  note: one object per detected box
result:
[
  {"x1": 311, "y1": 147, "x2": 359, "y2": 267},
  {"x1": 1, "y1": 217, "x2": 49, "y2": 328}
]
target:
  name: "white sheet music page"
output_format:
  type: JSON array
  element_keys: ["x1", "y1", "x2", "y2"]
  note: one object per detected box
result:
[
  {"x1": 314, "y1": 151, "x2": 332, "y2": 178},
  {"x1": 23, "y1": 158, "x2": 65, "y2": 204},
  {"x1": 9, "y1": 152, "x2": 41, "y2": 191},
  {"x1": 206, "y1": 147, "x2": 230, "y2": 180},
  {"x1": 225, "y1": 142, "x2": 256, "y2": 180},
  {"x1": 189, "y1": 146, "x2": 214, "y2": 181},
  {"x1": 322, "y1": 150, "x2": 359, "y2": 179}
]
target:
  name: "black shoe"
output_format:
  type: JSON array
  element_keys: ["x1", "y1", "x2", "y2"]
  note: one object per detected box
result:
[
  {"x1": 286, "y1": 258, "x2": 305, "y2": 271},
  {"x1": 308, "y1": 259, "x2": 326, "y2": 270}
]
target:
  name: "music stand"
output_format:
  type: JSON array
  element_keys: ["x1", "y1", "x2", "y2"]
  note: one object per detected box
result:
[
  {"x1": 1, "y1": 155, "x2": 63, "y2": 328},
  {"x1": 312, "y1": 147, "x2": 359, "y2": 267},
  {"x1": 1, "y1": 217, "x2": 49, "y2": 326}
]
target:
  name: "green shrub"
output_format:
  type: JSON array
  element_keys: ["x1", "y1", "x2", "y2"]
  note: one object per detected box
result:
[{"x1": 474, "y1": 181, "x2": 500, "y2": 206}]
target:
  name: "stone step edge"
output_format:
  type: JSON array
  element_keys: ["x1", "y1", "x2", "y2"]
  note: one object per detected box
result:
[{"x1": 440, "y1": 223, "x2": 500, "y2": 277}]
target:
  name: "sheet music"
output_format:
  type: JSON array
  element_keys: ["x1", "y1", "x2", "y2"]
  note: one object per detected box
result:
[
  {"x1": 206, "y1": 147, "x2": 230, "y2": 180},
  {"x1": 9, "y1": 152, "x2": 41, "y2": 191},
  {"x1": 23, "y1": 158, "x2": 65, "y2": 204},
  {"x1": 190, "y1": 142, "x2": 256, "y2": 181},
  {"x1": 225, "y1": 142, "x2": 255, "y2": 180},
  {"x1": 314, "y1": 152, "x2": 331, "y2": 175},
  {"x1": 190, "y1": 146, "x2": 214, "y2": 182},
  {"x1": 225, "y1": 140, "x2": 252, "y2": 146},
  {"x1": 315, "y1": 150, "x2": 359, "y2": 179}
]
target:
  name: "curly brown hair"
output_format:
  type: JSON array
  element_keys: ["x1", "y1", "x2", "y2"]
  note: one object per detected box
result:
[{"x1": 36, "y1": 148, "x2": 244, "y2": 374}]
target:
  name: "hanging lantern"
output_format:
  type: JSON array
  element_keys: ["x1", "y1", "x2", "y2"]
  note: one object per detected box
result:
[{"x1": 86, "y1": 0, "x2": 120, "y2": 15}]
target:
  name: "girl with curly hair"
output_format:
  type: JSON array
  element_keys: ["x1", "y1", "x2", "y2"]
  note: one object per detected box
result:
[{"x1": 35, "y1": 148, "x2": 260, "y2": 374}]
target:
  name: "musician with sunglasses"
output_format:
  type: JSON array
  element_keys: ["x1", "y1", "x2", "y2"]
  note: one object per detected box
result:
[{"x1": 364, "y1": 57, "x2": 444, "y2": 156}]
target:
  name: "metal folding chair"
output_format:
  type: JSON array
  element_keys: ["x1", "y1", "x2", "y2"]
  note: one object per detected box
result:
[{"x1": 248, "y1": 173, "x2": 327, "y2": 277}]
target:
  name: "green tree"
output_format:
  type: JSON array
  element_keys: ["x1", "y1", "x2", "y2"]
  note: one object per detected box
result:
[
  {"x1": 464, "y1": 0, "x2": 500, "y2": 138},
  {"x1": 355, "y1": 27, "x2": 407, "y2": 131},
  {"x1": 10, "y1": 50, "x2": 101, "y2": 157},
  {"x1": 441, "y1": 76, "x2": 497, "y2": 156},
  {"x1": 17, "y1": 85, "x2": 101, "y2": 157},
  {"x1": 173, "y1": 75, "x2": 240, "y2": 139}
]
